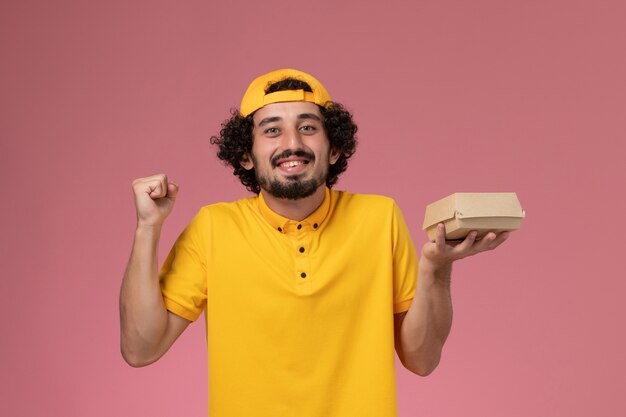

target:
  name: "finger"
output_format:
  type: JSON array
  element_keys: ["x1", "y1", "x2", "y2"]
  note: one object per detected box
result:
[
  {"x1": 145, "y1": 182, "x2": 161, "y2": 199},
  {"x1": 470, "y1": 231, "x2": 495, "y2": 251},
  {"x1": 132, "y1": 178, "x2": 161, "y2": 197},
  {"x1": 146, "y1": 174, "x2": 168, "y2": 198},
  {"x1": 473, "y1": 231, "x2": 508, "y2": 253},
  {"x1": 158, "y1": 174, "x2": 168, "y2": 196},
  {"x1": 435, "y1": 223, "x2": 446, "y2": 252},
  {"x1": 452, "y1": 230, "x2": 478, "y2": 255},
  {"x1": 486, "y1": 231, "x2": 509, "y2": 250},
  {"x1": 166, "y1": 182, "x2": 179, "y2": 200}
]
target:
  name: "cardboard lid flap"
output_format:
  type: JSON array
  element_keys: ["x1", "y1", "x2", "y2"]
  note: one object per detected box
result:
[{"x1": 422, "y1": 194, "x2": 457, "y2": 229}]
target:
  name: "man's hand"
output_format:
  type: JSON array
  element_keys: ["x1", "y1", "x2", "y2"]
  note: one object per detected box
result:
[
  {"x1": 396, "y1": 224, "x2": 510, "y2": 375},
  {"x1": 421, "y1": 223, "x2": 510, "y2": 271},
  {"x1": 132, "y1": 173, "x2": 179, "y2": 228}
]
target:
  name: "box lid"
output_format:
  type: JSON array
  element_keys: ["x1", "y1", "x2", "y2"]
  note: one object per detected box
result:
[{"x1": 422, "y1": 192, "x2": 525, "y2": 230}]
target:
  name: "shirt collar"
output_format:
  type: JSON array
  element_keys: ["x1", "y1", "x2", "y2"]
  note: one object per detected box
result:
[{"x1": 257, "y1": 187, "x2": 331, "y2": 233}]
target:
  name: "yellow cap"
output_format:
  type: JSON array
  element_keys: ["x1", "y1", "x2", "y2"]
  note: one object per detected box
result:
[{"x1": 239, "y1": 69, "x2": 332, "y2": 117}]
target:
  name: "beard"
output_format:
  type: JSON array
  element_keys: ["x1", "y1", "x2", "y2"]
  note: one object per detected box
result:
[
  {"x1": 253, "y1": 150, "x2": 328, "y2": 200},
  {"x1": 258, "y1": 174, "x2": 325, "y2": 200}
]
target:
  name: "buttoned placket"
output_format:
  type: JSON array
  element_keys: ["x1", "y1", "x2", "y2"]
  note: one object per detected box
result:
[
  {"x1": 282, "y1": 220, "x2": 315, "y2": 294},
  {"x1": 258, "y1": 189, "x2": 329, "y2": 294}
]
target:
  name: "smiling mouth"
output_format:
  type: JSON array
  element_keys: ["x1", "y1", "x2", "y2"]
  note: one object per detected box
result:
[
  {"x1": 271, "y1": 150, "x2": 315, "y2": 169},
  {"x1": 278, "y1": 160, "x2": 309, "y2": 168}
]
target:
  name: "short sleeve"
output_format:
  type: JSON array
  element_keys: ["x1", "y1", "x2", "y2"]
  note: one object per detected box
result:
[
  {"x1": 159, "y1": 209, "x2": 209, "y2": 322},
  {"x1": 391, "y1": 202, "x2": 418, "y2": 314}
]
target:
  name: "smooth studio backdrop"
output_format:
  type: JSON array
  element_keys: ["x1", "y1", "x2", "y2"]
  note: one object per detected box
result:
[{"x1": 2, "y1": 0, "x2": 625, "y2": 416}]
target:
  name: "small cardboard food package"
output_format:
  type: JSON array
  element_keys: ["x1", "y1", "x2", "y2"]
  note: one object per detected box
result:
[{"x1": 422, "y1": 192, "x2": 525, "y2": 241}]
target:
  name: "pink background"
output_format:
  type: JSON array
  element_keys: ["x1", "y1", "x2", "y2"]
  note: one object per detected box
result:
[{"x1": 2, "y1": 0, "x2": 625, "y2": 416}]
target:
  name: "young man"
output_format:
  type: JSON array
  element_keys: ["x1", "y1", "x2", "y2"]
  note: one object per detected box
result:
[{"x1": 120, "y1": 69, "x2": 509, "y2": 417}]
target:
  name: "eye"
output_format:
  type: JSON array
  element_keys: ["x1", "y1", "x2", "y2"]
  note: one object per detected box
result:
[
  {"x1": 264, "y1": 127, "x2": 280, "y2": 136},
  {"x1": 299, "y1": 124, "x2": 316, "y2": 132}
]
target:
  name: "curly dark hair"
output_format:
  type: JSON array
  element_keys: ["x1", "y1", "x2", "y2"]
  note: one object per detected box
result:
[{"x1": 210, "y1": 78, "x2": 358, "y2": 194}]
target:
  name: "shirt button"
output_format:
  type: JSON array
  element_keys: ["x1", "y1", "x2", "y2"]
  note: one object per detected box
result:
[
  {"x1": 300, "y1": 272, "x2": 307, "y2": 278},
  {"x1": 297, "y1": 224, "x2": 302, "y2": 230},
  {"x1": 313, "y1": 223, "x2": 318, "y2": 229},
  {"x1": 299, "y1": 247, "x2": 305, "y2": 253}
]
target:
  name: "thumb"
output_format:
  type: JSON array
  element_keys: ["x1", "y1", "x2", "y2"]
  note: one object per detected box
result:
[{"x1": 166, "y1": 182, "x2": 179, "y2": 199}]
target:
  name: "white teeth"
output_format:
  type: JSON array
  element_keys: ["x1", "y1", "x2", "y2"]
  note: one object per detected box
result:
[{"x1": 280, "y1": 160, "x2": 305, "y2": 168}]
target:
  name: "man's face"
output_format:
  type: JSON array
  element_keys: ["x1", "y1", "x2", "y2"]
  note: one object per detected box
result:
[{"x1": 242, "y1": 101, "x2": 339, "y2": 200}]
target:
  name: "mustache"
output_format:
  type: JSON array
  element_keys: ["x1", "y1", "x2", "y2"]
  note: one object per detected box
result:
[{"x1": 271, "y1": 150, "x2": 315, "y2": 168}]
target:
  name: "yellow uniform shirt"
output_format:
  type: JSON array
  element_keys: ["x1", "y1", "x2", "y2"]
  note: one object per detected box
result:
[{"x1": 160, "y1": 188, "x2": 418, "y2": 417}]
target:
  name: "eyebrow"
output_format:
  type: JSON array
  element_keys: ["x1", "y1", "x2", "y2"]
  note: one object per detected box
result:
[
  {"x1": 257, "y1": 113, "x2": 322, "y2": 127},
  {"x1": 297, "y1": 113, "x2": 322, "y2": 122},
  {"x1": 258, "y1": 116, "x2": 281, "y2": 127}
]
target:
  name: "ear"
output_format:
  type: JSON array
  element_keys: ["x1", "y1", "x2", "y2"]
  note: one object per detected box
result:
[
  {"x1": 329, "y1": 148, "x2": 340, "y2": 165},
  {"x1": 240, "y1": 153, "x2": 254, "y2": 170}
]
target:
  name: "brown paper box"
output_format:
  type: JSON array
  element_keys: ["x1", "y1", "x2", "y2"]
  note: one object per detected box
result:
[{"x1": 422, "y1": 192, "x2": 525, "y2": 241}]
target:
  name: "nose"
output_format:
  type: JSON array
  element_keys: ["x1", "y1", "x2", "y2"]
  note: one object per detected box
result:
[{"x1": 282, "y1": 125, "x2": 305, "y2": 150}]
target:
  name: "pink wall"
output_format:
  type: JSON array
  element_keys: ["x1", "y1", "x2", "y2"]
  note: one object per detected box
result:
[{"x1": 2, "y1": 0, "x2": 625, "y2": 416}]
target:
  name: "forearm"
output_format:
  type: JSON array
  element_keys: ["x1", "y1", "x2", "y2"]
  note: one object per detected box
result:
[
  {"x1": 399, "y1": 259, "x2": 453, "y2": 376},
  {"x1": 119, "y1": 225, "x2": 169, "y2": 366}
]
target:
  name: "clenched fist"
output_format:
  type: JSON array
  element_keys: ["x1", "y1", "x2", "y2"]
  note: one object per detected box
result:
[{"x1": 131, "y1": 174, "x2": 179, "y2": 227}]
